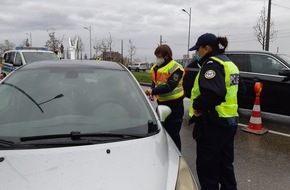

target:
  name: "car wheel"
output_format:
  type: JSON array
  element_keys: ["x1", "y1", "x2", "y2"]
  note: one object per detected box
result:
[{"x1": 136, "y1": 68, "x2": 139, "y2": 72}]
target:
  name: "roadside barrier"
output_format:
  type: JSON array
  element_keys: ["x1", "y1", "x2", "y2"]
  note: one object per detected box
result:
[{"x1": 242, "y1": 82, "x2": 268, "y2": 135}]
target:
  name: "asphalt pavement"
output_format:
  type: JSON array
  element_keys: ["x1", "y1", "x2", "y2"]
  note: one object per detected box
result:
[{"x1": 181, "y1": 98, "x2": 290, "y2": 190}]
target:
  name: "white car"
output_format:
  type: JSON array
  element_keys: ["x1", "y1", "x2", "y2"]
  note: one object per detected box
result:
[
  {"x1": 128, "y1": 63, "x2": 147, "y2": 72},
  {"x1": 1, "y1": 46, "x2": 59, "y2": 74},
  {"x1": 0, "y1": 60, "x2": 198, "y2": 190}
]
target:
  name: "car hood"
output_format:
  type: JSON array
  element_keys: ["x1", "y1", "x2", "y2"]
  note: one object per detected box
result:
[{"x1": 0, "y1": 130, "x2": 180, "y2": 190}]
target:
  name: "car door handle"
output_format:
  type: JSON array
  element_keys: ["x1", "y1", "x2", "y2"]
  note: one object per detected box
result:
[{"x1": 253, "y1": 77, "x2": 261, "y2": 83}]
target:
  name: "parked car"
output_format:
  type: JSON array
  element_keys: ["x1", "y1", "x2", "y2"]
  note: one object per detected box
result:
[
  {"x1": 0, "y1": 60, "x2": 198, "y2": 190},
  {"x1": 1, "y1": 46, "x2": 59, "y2": 74},
  {"x1": 128, "y1": 63, "x2": 147, "y2": 72},
  {"x1": 183, "y1": 51, "x2": 290, "y2": 116}
]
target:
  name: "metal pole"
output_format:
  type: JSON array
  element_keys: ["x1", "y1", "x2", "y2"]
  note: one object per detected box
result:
[
  {"x1": 89, "y1": 26, "x2": 92, "y2": 59},
  {"x1": 84, "y1": 26, "x2": 92, "y2": 59},
  {"x1": 265, "y1": 0, "x2": 271, "y2": 51},
  {"x1": 30, "y1": 33, "x2": 32, "y2": 46},
  {"x1": 121, "y1": 40, "x2": 124, "y2": 64},
  {"x1": 182, "y1": 7, "x2": 191, "y2": 59}
]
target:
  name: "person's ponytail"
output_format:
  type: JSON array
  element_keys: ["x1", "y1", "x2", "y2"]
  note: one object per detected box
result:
[{"x1": 216, "y1": 37, "x2": 228, "y2": 53}]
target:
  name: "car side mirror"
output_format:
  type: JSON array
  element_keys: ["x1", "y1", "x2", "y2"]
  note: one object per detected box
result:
[
  {"x1": 156, "y1": 105, "x2": 171, "y2": 122},
  {"x1": 278, "y1": 68, "x2": 290, "y2": 77}
]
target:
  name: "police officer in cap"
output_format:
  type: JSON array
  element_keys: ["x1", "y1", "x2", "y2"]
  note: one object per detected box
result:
[
  {"x1": 145, "y1": 44, "x2": 185, "y2": 151},
  {"x1": 189, "y1": 33, "x2": 240, "y2": 190}
]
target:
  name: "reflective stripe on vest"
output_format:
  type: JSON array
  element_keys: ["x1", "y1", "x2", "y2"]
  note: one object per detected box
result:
[
  {"x1": 151, "y1": 60, "x2": 184, "y2": 102},
  {"x1": 189, "y1": 55, "x2": 239, "y2": 118}
]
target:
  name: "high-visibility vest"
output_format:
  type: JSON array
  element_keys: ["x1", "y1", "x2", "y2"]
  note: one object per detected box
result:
[
  {"x1": 189, "y1": 55, "x2": 239, "y2": 118},
  {"x1": 151, "y1": 60, "x2": 184, "y2": 102}
]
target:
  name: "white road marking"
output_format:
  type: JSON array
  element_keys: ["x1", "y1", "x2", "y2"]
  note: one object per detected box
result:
[{"x1": 238, "y1": 123, "x2": 290, "y2": 138}]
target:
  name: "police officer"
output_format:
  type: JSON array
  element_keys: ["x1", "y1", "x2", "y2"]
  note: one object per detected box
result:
[
  {"x1": 145, "y1": 44, "x2": 184, "y2": 151},
  {"x1": 189, "y1": 33, "x2": 239, "y2": 190}
]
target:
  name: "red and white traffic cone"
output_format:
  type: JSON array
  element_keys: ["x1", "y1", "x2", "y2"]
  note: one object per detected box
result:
[{"x1": 242, "y1": 82, "x2": 268, "y2": 135}]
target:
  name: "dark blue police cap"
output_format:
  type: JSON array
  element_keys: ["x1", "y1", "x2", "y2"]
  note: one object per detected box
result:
[{"x1": 189, "y1": 33, "x2": 217, "y2": 51}]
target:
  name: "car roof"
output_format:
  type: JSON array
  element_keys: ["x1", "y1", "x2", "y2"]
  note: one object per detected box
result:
[
  {"x1": 225, "y1": 50, "x2": 277, "y2": 55},
  {"x1": 19, "y1": 60, "x2": 126, "y2": 71},
  {"x1": 5, "y1": 49, "x2": 55, "y2": 53},
  {"x1": 225, "y1": 50, "x2": 290, "y2": 67}
]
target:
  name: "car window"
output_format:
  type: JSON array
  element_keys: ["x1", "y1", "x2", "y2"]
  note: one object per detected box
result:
[
  {"x1": 0, "y1": 68, "x2": 155, "y2": 138},
  {"x1": 22, "y1": 52, "x2": 59, "y2": 64},
  {"x1": 4, "y1": 52, "x2": 15, "y2": 64},
  {"x1": 226, "y1": 54, "x2": 249, "y2": 72},
  {"x1": 278, "y1": 54, "x2": 290, "y2": 65},
  {"x1": 249, "y1": 54, "x2": 285, "y2": 75},
  {"x1": 15, "y1": 52, "x2": 22, "y2": 65}
]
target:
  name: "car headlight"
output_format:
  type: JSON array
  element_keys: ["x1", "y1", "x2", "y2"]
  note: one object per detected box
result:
[{"x1": 175, "y1": 156, "x2": 198, "y2": 190}]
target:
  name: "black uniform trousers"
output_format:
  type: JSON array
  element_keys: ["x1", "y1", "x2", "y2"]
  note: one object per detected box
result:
[
  {"x1": 194, "y1": 118, "x2": 237, "y2": 190},
  {"x1": 162, "y1": 101, "x2": 184, "y2": 151}
]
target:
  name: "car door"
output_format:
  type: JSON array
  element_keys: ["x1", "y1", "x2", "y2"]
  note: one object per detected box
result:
[
  {"x1": 2, "y1": 51, "x2": 16, "y2": 74},
  {"x1": 226, "y1": 53, "x2": 252, "y2": 110},
  {"x1": 248, "y1": 53, "x2": 290, "y2": 116}
]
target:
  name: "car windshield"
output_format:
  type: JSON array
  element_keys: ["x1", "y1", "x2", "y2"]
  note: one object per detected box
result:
[
  {"x1": 0, "y1": 67, "x2": 156, "y2": 142},
  {"x1": 22, "y1": 52, "x2": 59, "y2": 64},
  {"x1": 278, "y1": 54, "x2": 290, "y2": 65}
]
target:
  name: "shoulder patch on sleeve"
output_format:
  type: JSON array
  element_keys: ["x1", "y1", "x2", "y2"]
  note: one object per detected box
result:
[
  {"x1": 204, "y1": 70, "x2": 216, "y2": 79},
  {"x1": 173, "y1": 73, "x2": 179, "y2": 81}
]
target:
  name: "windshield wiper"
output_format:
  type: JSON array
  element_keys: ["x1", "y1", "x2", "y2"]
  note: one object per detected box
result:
[
  {"x1": 20, "y1": 131, "x2": 146, "y2": 142},
  {"x1": 1, "y1": 82, "x2": 63, "y2": 112},
  {"x1": 38, "y1": 94, "x2": 64, "y2": 105},
  {"x1": 2, "y1": 82, "x2": 44, "y2": 113},
  {"x1": 0, "y1": 138, "x2": 15, "y2": 147}
]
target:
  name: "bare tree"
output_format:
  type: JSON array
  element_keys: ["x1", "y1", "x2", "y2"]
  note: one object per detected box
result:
[
  {"x1": 0, "y1": 40, "x2": 15, "y2": 52},
  {"x1": 45, "y1": 29, "x2": 64, "y2": 53},
  {"x1": 93, "y1": 38, "x2": 103, "y2": 58},
  {"x1": 253, "y1": 6, "x2": 277, "y2": 50},
  {"x1": 128, "y1": 39, "x2": 136, "y2": 64},
  {"x1": 93, "y1": 35, "x2": 114, "y2": 60}
]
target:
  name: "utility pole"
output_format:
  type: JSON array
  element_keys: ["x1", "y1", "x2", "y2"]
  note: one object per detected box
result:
[
  {"x1": 26, "y1": 32, "x2": 32, "y2": 46},
  {"x1": 265, "y1": 0, "x2": 272, "y2": 51},
  {"x1": 84, "y1": 26, "x2": 92, "y2": 59},
  {"x1": 182, "y1": 7, "x2": 191, "y2": 59},
  {"x1": 121, "y1": 40, "x2": 124, "y2": 65}
]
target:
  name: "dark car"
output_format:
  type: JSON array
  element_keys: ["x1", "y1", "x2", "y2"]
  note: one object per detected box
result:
[{"x1": 183, "y1": 51, "x2": 290, "y2": 116}]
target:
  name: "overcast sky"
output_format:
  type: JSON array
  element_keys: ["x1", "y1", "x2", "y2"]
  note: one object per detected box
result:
[{"x1": 1, "y1": 0, "x2": 290, "y2": 62}]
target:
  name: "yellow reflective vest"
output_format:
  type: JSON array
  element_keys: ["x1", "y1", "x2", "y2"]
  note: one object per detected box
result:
[
  {"x1": 151, "y1": 60, "x2": 184, "y2": 102},
  {"x1": 189, "y1": 55, "x2": 239, "y2": 118}
]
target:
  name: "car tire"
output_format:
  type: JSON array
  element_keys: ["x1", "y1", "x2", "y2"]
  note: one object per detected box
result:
[{"x1": 136, "y1": 68, "x2": 139, "y2": 72}]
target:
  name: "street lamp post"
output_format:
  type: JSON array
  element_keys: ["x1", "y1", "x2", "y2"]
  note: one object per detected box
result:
[
  {"x1": 84, "y1": 26, "x2": 92, "y2": 59},
  {"x1": 182, "y1": 7, "x2": 191, "y2": 59},
  {"x1": 26, "y1": 32, "x2": 32, "y2": 46}
]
